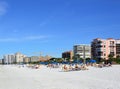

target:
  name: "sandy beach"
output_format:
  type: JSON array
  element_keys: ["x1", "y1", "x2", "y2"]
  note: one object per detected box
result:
[{"x1": 0, "y1": 65, "x2": 120, "y2": 89}]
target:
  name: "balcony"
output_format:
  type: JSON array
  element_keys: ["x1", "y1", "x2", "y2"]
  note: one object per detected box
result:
[
  {"x1": 109, "y1": 44, "x2": 115, "y2": 47},
  {"x1": 109, "y1": 52, "x2": 115, "y2": 56},
  {"x1": 96, "y1": 48, "x2": 103, "y2": 52}
]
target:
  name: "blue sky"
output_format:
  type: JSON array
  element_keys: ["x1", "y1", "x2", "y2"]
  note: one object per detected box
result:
[{"x1": 0, "y1": 0, "x2": 120, "y2": 58}]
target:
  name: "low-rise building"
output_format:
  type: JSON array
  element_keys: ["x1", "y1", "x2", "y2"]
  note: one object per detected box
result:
[
  {"x1": 62, "y1": 51, "x2": 73, "y2": 61},
  {"x1": 30, "y1": 56, "x2": 40, "y2": 62},
  {"x1": 23, "y1": 57, "x2": 31, "y2": 63}
]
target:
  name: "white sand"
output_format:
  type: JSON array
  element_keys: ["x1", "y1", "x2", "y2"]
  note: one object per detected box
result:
[{"x1": 0, "y1": 65, "x2": 120, "y2": 89}]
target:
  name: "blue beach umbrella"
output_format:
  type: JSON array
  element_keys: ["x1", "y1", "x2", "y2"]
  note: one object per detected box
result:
[{"x1": 89, "y1": 59, "x2": 96, "y2": 63}]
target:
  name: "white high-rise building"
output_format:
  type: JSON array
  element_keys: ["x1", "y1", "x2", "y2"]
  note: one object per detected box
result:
[
  {"x1": 3, "y1": 55, "x2": 15, "y2": 64},
  {"x1": 15, "y1": 52, "x2": 26, "y2": 63},
  {"x1": 3, "y1": 52, "x2": 26, "y2": 64},
  {"x1": 73, "y1": 44, "x2": 91, "y2": 59},
  {"x1": 3, "y1": 55, "x2": 9, "y2": 64}
]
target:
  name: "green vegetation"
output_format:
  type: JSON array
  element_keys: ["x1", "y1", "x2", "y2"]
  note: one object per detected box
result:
[
  {"x1": 114, "y1": 56, "x2": 120, "y2": 64},
  {"x1": 47, "y1": 58, "x2": 63, "y2": 63},
  {"x1": 95, "y1": 55, "x2": 120, "y2": 64},
  {"x1": 29, "y1": 61, "x2": 40, "y2": 64}
]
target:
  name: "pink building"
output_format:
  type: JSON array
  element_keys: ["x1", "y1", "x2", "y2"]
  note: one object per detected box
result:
[{"x1": 91, "y1": 38, "x2": 120, "y2": 61}]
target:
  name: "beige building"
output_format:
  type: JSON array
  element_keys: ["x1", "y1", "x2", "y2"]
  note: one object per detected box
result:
[
  {"x1": 15, "y1": 52, "x2": 26, "y2": 63},
  {"x1": 0, "y1": 59, "x2": 3, "y2": 64},
  {"x1": 23, "y1": 57, "x2": 31, "y2": 63},
  {"x1": 30, "y1": 56, "x2": 40, "y2": 62}
]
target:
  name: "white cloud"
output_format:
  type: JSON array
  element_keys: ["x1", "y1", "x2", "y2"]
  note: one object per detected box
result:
[
  {"x1": 0, "y1": 1, "x2": 8, "y2": 16},
  {"x1": 0, "y1": 38, "x2": 17, "y2": 42},
  {"x1": 25, "y1": 36, "x2": 47, "y2": 40},
  {"x1": 0, "y1": 35, "x2": 49, "y2": 42}
]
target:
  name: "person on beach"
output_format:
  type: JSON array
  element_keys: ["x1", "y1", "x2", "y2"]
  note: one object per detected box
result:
[
  {"x1": 74, "y1": 64, "x2": 80, "y2": 70},
  {"x1": 62, "y1": 65, "x2": 68, "y2": 71},
  {"x1": 68, "y1": 65, "x2": 73, "y2": 71}
]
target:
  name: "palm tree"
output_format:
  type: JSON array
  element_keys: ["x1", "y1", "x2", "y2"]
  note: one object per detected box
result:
[
  {"x1": 116, "y1": 55, "x2": 120, "y2": 64},
  {"x1": 108, "y1": 54, "x2": 114, "y2": 59},
  {"x1": 108, "y1": 54, "x2": 114, "y2": 64}
]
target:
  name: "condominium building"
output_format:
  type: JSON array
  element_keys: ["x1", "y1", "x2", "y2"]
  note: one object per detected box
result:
[
  {"x1": 91, "y1": 38, "x2": 120, "y2": 61},
  {"x1": 15, "y1": 52, "x2": 26, "y2": 63},
  {"x1": 73, "y1": 44, "x2": 91, "y2": 59},
  {"x1": 0, "y1": 59, "x2": 4, "y2": 64},
  {"x1": 116, "y1": 40, "x2": 120, "y2": 57},
  {"x1": 3, "y1": 55, "x2": 9, "y2": 64},
  {"x1": 10, "y1": 55, "x2": 16, "y2": 63},
  {"x1": 3, "y1": 55, "x2": 15, "y2": 64},
  {"x1": 3, "y1": 52, "x2": 26, "y2": 64},
  {"x1": 62, "y1": 51, "x2": 73, "y2": 61},
  {"x1": 23, "y1": 57, "x2": 31, "y2": 63}
]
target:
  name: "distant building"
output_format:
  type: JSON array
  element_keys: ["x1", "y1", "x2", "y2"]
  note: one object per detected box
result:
[
  {"x1": 116, "y1": 40, "x2": 120, "y2": 57},
  {"x1": 30, "y1": 56, "x2": 39, "y2": 62},
  {"x1": 23, "y1": 57, "x2": 31, "y2": 63},
  {"x1": 44, "y1": 55, "x2": 52, "y2": 60},
  {"x1": 3, "y1": 55, "x2": 9, "y2": 64},
  {"x1": 39, "y1": 55, "x2": 52, "y2": 62},
  {"x1": 73, "y1": 44, "x2": 91, "y2": 59},
  {"x1": 91, "y1": 38, "x2": 120, "y2": 61},
  {"x1": 8, "y1": 55, "x2": 11, "y2": 64},
  {"x1": 3, "y1": 55, "x2": 15, "y2": 64},
  {"x1": 10, "y1": 55, "x2": 16, "y2": 64},
  {"x1": 62, "y1": 51, "x2": 73, "y2": 61},
  {"x1": 15, "y1": 52, "x2": 26, "y2": 63},
  {"x1": 0, "y1": 59, "x2": 4, "y2": 64},
  {"x1": 3, "y1": 53, "x2": 26, "y2": 64},
  {"x1": 2, "y1": 52, "x2": 53, "y2": 64}
]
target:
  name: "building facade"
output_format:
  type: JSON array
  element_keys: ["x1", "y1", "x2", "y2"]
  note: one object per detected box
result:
[
  {"x1": 91, "y1": 38, "x2": 120, "y2": 61},
  {"x1": 15, "y1": 52, "x2": 26, "y2": 63},
  {"x1": 3, "y1": 55, "x2": 15, "y2": 64},
  {"x1": 62, "y1": 51, "x2": 73, "y2": 61},
  {"x1": 30, "y1": 56, "x2": 40, "y2": 62},
  {"x1": 0, "y1": 59, "x2": 4, "y2": 64},
  {"x1": 23, "y1": 57, "x2": 31, "y2": 63},
  {"x1": 116, "y1": 40, "x2": 120, "y2": 57},
  {"x1": 3, "y1": 55, "x2": 9, "y2": 64},
  {"x1": 73, "y1": 44, "x2": 91, "y2": 59}
]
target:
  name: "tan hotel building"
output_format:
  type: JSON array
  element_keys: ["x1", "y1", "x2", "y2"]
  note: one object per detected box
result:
[{"x1": 62, "y1": 51, "x2": 73, "y2": 61}]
